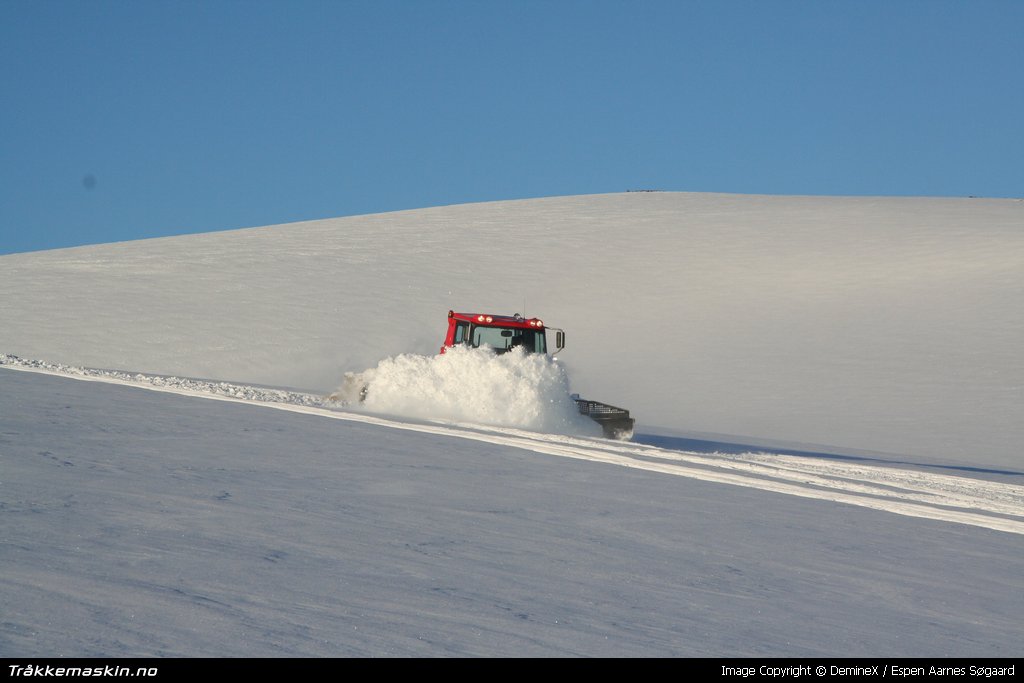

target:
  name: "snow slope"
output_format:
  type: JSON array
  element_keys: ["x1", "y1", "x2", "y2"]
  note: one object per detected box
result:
[
  {"x1": 4, "y1": 354, "x2": 1021, "y2": 535},
  {"x1": 2, "y1": 192, "x2": 1023, "y2": 657},
  {"x1": 2, "y1": 368, "x2": 1022, "y2": 657},
  {"x1": 1, "y1": 192, "x2": 1021, "y2": 467}
]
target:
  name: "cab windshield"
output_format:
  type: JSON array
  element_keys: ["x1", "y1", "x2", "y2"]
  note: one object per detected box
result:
[{"x1": 468, "y1": 325, "x2": 547, "y2": 354}]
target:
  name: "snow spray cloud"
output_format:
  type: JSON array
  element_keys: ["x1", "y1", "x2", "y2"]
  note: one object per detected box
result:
[{"x1": 335, "y1": 346, "x2": 600, "y2": 436}]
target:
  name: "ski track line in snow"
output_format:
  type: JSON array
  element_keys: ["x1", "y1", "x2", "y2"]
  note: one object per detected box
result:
[{"x1": 3, "y1": 355, "x2": 1023, "y2": 536}]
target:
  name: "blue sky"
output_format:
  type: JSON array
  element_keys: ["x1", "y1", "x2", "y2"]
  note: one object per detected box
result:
[{"x1": 2, "y1": 0, "x2": 1022, "y2": 255}]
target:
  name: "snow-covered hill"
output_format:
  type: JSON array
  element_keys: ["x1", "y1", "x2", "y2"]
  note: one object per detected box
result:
[
  {"x1": 2, "y1": 192, "x2": 1022, "y2": 467},
  {"x1": 2, "y1": 192, "x2": 1023, "y2": 657}
]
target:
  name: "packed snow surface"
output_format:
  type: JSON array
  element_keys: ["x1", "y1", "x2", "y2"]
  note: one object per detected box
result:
[
  {"x1": 3, "y1": 353, "x2": 1021, "y2": 536},
  {"x1": 4, "y1": 368, "x2": 1022, "y2": 657}
]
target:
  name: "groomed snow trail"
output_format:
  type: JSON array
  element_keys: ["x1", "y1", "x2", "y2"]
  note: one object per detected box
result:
[{"x1": 3, "y1": 354, "x2": 1021, "y2": 536}]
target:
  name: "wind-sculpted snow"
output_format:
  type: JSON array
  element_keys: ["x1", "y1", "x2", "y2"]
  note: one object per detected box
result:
[{"x1": 335, "y1": 346, "x2": 601, "y2": 437}]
